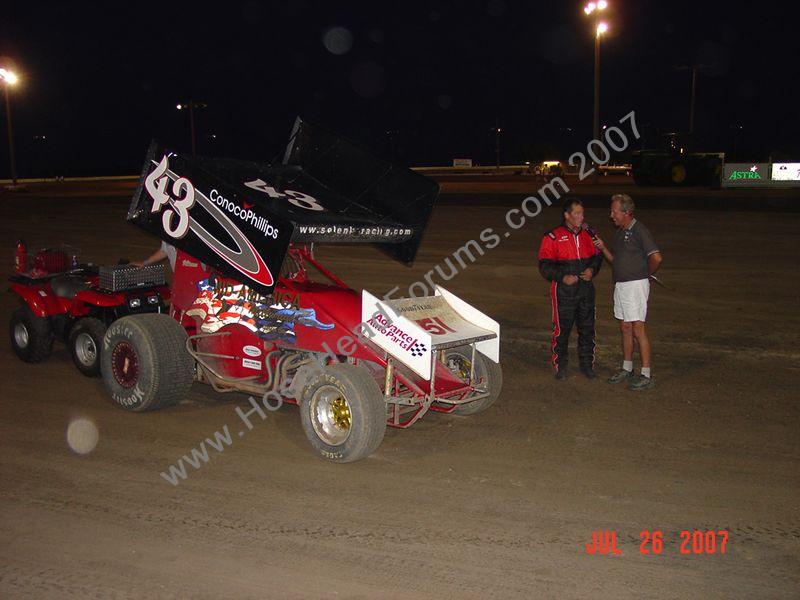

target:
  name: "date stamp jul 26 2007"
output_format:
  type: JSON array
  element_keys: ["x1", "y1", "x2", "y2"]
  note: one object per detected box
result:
[{"x1": 585, "y1": 530, "x2": 730, "y2": 556}]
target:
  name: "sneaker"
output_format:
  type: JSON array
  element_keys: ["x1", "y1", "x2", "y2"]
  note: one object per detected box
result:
[
  {"x1": 581, "y1": 368, "x2": 597, "y2": 380},
  {"x1": 554, "y1": 369, "x2": 568, "y2": 380},
  {"x1": 628, "y1": 375, "x2": 654, "y2": 391},
  {"x1": 608, "y1": 369, "x2": 634, "y2": 384}
]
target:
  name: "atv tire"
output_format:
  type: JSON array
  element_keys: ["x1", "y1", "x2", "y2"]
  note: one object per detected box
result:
[
  {"x1": 69, "y1": 318, "x2": 107, "y2": 377},
  {"x1": 101, "y1": 314, "x2": 194, "y2": 412},
  {"x1": 300, "y1": 363, "x2": 386, "y2": 463},
  {"x1": 10, "y1": 306, "x2": 54, "y2": 363},
  {"x1": 444, "y1": 347, "x2": 503, "y2": 416}
]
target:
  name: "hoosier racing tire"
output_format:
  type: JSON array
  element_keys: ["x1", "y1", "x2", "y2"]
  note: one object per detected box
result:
[
  {"x1": 101, "y1": 314, "x2": 194, "y2": 412},
  {"x1": 300, "y1": 363, "x2": 386, "y2": 463}
]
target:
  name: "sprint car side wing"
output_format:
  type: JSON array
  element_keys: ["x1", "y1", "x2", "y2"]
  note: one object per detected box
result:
[{"x1": 361, "y1": 287, "x2": 500, "y2": 380}]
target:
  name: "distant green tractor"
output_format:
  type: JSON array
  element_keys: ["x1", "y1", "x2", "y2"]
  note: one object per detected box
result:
[{"x1": 631, "y1": 133, "x2": 723, "y2": 186}]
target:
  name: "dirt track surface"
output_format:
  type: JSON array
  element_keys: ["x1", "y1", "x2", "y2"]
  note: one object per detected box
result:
[{"x1": 1, "y1": 187, "x2": 799, "y2": 598}]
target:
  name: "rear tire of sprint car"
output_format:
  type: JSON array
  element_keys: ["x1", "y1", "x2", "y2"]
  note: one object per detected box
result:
[
  {"x1": 69, "y1": 317, "x2": 106, "y2": 377},
  {"x1": 9, "y1": 306, "x2": 54, "y2": 363},
  {"x1": 300, "y1": 363, "x2": 387, "y2": 463},
  {"x1": 100, "y1": 314, "x2": 194, "y2": 412},
  {"x1": 444, "y1": 347, "x2": 503, "y2": 416}
]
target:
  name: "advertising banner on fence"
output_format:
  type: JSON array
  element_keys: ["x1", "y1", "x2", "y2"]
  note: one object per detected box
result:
[
  {"x1": 722, "y1": 163, "x2": 771, "y2": 186},
  {"x1": 722, "y1": 162, "x2": 800, "y2": 188},
  {"x1": 771, "y1": 163, "x2": 800, "y2": 182}
]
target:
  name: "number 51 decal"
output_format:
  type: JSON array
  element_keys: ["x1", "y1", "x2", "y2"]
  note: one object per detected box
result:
[{"x1": 416, "y1": 317, "x2": 456, "y2": 336}]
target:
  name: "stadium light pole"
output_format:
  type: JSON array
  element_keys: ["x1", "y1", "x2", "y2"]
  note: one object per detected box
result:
[
  {"x1": 584, "y1": 1, "x2": 608, "y2": 181},
  {"x1": 675, "y1": 64, "x2": 713, "y2": 135},
  {"x1": 0, "y1": 67, "x2": 19, "y2": 184},
  {"x1": 177, "y1": 100, "x2": 207, "y2": 157},
  {"x1": 495, "y1": 117, "x2": 502, "y2": 170}
]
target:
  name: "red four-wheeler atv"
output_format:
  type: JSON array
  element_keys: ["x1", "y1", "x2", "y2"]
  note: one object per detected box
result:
[
  {"x1": 9, "y1": 245, "x2": 169, "y2": 377},
  {"x1": 8, "y1": 118, "x2": 503, "y2": 462}
]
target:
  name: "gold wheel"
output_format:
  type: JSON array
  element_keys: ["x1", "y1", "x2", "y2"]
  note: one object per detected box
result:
[
  {"x1": 310, "y1": 385, "x2": 353, "y2": 446},
  {"x1": 330, "y1": 396, "x2": 352, "y2": 430},
  {"x1": 446, "y1": 353, "x2": 472, "y2": 381}
]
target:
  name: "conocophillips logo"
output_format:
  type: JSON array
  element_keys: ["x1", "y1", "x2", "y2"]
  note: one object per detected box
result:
[
  {"x1": 729, "y1": 165, "x2": 762, "y2": 180},
  {"x1": 209, "y1": 188, "x2": 279, "y2": 239}
]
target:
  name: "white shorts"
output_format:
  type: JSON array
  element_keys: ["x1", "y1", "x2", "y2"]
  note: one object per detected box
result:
[{"x1": 614, "y1": 279, "x2": 650, "y2": 322}]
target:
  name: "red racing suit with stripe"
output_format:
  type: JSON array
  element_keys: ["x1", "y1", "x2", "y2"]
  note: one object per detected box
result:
[{"x1": 538, "y1": 224, "x2": 603, "y2": 372}]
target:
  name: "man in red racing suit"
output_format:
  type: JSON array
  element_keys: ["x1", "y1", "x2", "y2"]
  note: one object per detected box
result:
[{"x1": 538, "y1": 198, "x2": 602, "y2": 379}]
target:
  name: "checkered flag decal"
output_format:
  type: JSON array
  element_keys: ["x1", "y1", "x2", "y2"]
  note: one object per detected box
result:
[{"x1": 409, "y1": 342, "x2": 427, "y2": 357}]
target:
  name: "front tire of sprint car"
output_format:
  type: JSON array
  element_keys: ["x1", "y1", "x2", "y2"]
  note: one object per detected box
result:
[
  {"x1": 100, "y1": 314, "x2": 194, "y2": 412},
  {"x1": 444, "y1": 346, "x2": 503, "y2": 416},
  {"x1": 300, "y1": 363, "x2": 387, "y2": 463}
]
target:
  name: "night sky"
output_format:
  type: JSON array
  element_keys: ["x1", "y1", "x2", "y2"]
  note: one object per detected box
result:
[{"x1": 1, "y1": 0, "x2": 798, "y2": 177}]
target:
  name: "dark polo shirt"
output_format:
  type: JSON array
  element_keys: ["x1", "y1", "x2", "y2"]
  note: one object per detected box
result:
[{"x1": 611, "y1": 218, "x2": 659, "y2": 283}]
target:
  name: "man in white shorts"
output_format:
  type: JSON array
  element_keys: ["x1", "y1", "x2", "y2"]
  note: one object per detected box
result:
[{"x1": 593, "y1": 194, "x2": 662, "y2": 390}]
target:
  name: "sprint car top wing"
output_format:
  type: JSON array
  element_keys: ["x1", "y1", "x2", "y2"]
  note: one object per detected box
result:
[
  {"x1": 192, "y1": 117, "x2": 439, "y2": 261},
  {"x1": 128, "y1": 119, "x2": 439, "y2": 293},
  {"x1": 280, "y1": 117, "x2": 439, "y2": 264}
]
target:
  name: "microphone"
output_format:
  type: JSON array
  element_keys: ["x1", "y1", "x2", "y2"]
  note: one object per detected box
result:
[{"x1": 582, "y1": 222, "x2": 598, "y2": 240}]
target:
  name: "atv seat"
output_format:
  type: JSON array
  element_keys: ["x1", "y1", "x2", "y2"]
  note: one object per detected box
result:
[{"x1": 51, "y1": 274, "x2": 89, "y2": 299}]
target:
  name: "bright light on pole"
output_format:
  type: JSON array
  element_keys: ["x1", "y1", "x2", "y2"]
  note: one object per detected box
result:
[
  {"x1": 176, "y1": 100, "x2": 207, "y2": 157},
  {"x1": 585, "y1": 0, "x2": 607, "y2": 14},
  {"x1": 0, "y1": 68, "x2": 19, "y2": 85},
  {"x1": 493, "y1": 118, "x2": 502, "y2": 170},
  {"x1": 584, "y1": 1, "x2": 610, "y2": 181},
  {"x1": 0, "y1": 66, "x2": 19, "y2": 185}
]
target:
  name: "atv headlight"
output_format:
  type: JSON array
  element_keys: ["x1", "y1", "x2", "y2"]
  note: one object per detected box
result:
[
  {"x1": 129, "y1": 298, "x2": 142, "y2": 308},
  {"x1": 147, "y1": 295, "x2": 159, "y2": 305}
]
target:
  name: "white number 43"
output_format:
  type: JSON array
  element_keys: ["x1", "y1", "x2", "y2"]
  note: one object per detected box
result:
[{"x1": 244, "y1": 178, "x2": 325, "y2": 211}]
